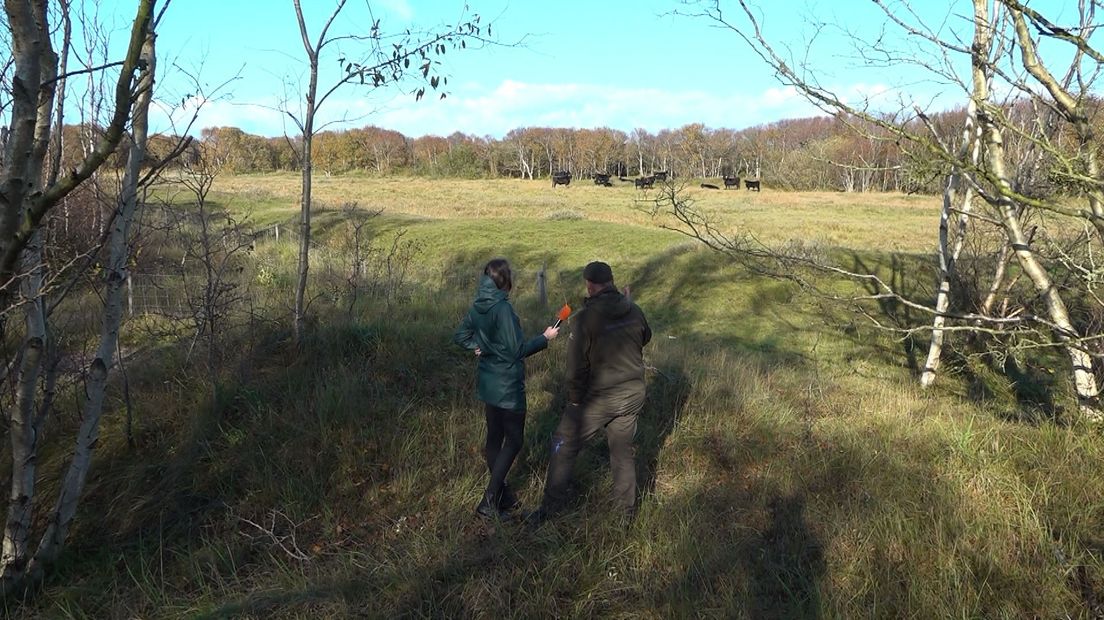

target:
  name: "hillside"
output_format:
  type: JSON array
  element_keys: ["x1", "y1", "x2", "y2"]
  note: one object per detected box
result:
[{"x1": 9, "y1": 176, "x2": 1104, "y2": 618}]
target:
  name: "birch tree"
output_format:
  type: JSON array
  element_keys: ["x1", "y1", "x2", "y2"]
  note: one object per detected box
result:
[
  {"x1": 0, "y1": 0, "x2": 157, "y2": 593},
  {"x1": 667, "y1": 0, "x2": 1104, "y2": 421},
  {"x1": 920, "y1": 100, "x2": 981, "y2": 387},
  {"x1": 31, "y1": 19, "x2": 157, "y2": 580},
  {"x1": 2, "y1": 0, "x2": 73, "y2": 588}
]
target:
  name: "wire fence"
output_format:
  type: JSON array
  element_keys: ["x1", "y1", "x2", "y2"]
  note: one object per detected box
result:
[
  {"x1": 126, "y1": 273, "x2": 190, "y2": 317},
  {"x1": 127, "y1": 222, "x2": 285, "y2": 318},
  {"x1": 126, "y1": 218, "x2": 430, "y2": 319}
]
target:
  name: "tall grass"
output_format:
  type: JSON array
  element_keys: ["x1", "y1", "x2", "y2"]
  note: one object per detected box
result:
[{"x1": 7, "y1": 175, "x2": 1104, "y2": 618}]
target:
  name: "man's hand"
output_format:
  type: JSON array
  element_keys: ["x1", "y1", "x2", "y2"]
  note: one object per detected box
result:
[
  {"x1": 543, "y1": 325, "x2": 560, "y2": 340},
  {"x1": 474, "y1": 347, "x2": 481, "y2": 357}
]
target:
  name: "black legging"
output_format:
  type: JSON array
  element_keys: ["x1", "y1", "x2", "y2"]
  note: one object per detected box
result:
[{"x1": 484, "y1": 403, "x2": 526, "y2": 497}]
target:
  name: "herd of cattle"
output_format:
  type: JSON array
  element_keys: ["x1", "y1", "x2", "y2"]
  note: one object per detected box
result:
[
  {"x1": 550, "y1": 171, "x2": 761, "y2": 191},
  {"x1": 714, "y1": 176, "x2": 760, "y2": 191}
]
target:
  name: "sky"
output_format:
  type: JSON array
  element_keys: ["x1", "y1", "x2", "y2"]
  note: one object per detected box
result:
[{"x1": 75, "y1": 0, "x2": 1084, "y2": 139}]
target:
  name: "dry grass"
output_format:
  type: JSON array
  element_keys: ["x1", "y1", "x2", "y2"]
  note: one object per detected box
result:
[
  {"x1": 11, "y1": 175, "x2": 1104, "y2": 619},
  {"x1": 213, "y1": 173, "x2": 942, "y2": 252}
]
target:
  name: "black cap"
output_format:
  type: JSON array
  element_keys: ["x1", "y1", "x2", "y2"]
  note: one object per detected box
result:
[{"x1": 583, "y1": 261, "x2": 613, "y2": 284}]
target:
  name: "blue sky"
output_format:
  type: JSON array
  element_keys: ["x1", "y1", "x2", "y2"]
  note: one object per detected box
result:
[{"x1": 97, "y1": 0, "x2": 1080, "y2": 138}]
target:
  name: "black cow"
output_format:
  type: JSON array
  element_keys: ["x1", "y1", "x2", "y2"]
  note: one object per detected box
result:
[
  {"x1": 745, "y1": 179, "x2": 761, "y2": 192},
  {"x1": 700, "y1": 183, "x2": 720, "y2": 190},
  {"x1": 594, "y1": 172, "x2": 611, "y2": 186},
  {"x1": 552, "y1": 171, "x2": 572, "y2": 187},
  {"x1": 723, "y1": 176, "x2": 740, "y2": 190},
  {"x1": 652, "y1": 170, "x2": 669, "y2": 182},
  {"x1": 634, "y1": 176, "x2": 655, "y2": 189}
]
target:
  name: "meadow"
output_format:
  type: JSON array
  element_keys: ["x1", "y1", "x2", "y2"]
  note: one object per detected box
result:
[{"x1": 9, "y1": 174, "x2": 1104, "y2": 618}]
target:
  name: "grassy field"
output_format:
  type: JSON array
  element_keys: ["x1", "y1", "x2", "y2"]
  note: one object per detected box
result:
[
  {"x1": 212, "y1": 174, "x2": 942, "y2": 252},
  {"x1": 9, "y1": 174, "x2": 1104, "y2": 618}
]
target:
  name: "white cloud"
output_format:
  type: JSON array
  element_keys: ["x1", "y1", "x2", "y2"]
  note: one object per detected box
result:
[
  {"x1": 376, "y1": 0, "x2": 414, "y2": 21},
  {"x1": 835, "y1": 82, "x2": 894, "y2": 108},
  {"x1": 158, "y1": 79, "x2": 928, "y2": 139},
  {"x1": 348, "y1": 80, "x2": 828, "y2": 137},
  {"x1": 762, "y1": 86, "x2": 800, "y2": 106},
  {"x1": 151, "y1": 95, "x2": 293, "y2": 137}
]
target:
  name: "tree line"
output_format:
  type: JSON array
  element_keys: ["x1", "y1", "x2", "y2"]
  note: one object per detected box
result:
[
  {"x1": 175, "y1": 117, "x2": 935, "y2": 191},
  {"x1": 63, "y1": 99, "x2": 1074, "y2": 196}
]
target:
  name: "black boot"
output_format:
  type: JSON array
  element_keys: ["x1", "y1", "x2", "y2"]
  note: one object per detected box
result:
[
  {"x1": 476, "y1": 491, "x2": 507, "y2": 520},
  {"x1": 522, "y1": 505, "x2": 554, "y2": 528},
  {"x1": 498, "y1": 483, "x2": 520, "y2": 512}
]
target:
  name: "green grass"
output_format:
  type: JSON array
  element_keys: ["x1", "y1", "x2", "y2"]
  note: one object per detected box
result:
[{"x1": 8, "y1": 174, "x2": 1104, "y2": 618}]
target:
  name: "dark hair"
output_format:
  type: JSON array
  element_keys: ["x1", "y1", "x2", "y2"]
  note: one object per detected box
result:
[{"x1": 483, "y1": 258, "x2": 513, "y2": 292}]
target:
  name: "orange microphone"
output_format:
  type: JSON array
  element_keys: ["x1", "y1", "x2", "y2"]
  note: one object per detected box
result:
[{"x1": 553, "y1": 303, "x2": 571, "y2": 329}]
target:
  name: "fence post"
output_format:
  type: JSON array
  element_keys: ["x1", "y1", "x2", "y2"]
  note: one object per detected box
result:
[
  {"x1": 536, "y1": 261, "x2": 547, "y2": 308},
  {"x1": 275, "y1": 224, "x2": 280, "y2": 242}
]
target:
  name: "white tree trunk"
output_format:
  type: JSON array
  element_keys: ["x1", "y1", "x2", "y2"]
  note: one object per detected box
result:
[
  {"x1": 920, "y1": 100, "x2": 982, "y2": 388},
  {"x1": 979, "y1": 241, "x2": 1014, "y2": 317},
  {"x1": 0, "y1": 0, "x2": 58, "y2": 581},
  {"x1": 294, "y1": 121, "x2": 314, "y2": 343},
  {"x1": 0, "y1": 0, "x2": 150, "y2": 594},
  {"x1": 976, "y1": 0, "x2": 1101, "y2": 420},
  {"x1": 29, "y1": 28, "x2": 156, "y2": 576},
  {"x1": 1, "y1": 231, "x2": 47, "y2": 583}
]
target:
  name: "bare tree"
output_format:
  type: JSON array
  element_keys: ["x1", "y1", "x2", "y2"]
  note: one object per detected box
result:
[
  {"x1": 339, "y1": 201, "x2": 382, "y2": 317},
  {"x1": 2, "y1": 0, "x2": 75, "y2": 589},
  {"x1": 158, "y1": 141, "x2": 255, "y2": 386},
  {"x1": 665, "y1": 0, "x2": 1104, "y2": 421},
  {"x1": 920, "y1": 100, "x2": 982, "y2": 387},
  {"x1": 286, "y1": 1, "x2": 492, "y2": 343},
  {"x1": 0, "y1": 0, "x2": 157, "y2": 593},
  {"x1": 31, "y1": 20, "x2": 158, "y2": 580}
]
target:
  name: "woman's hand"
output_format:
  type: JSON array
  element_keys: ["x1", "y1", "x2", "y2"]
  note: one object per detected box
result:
[
  {"x1": 474, "y1": 347, "x2": 481, "y2": 357},
  {"x1": 543, "y1": 325, "x2": 560, "y2": 340}
]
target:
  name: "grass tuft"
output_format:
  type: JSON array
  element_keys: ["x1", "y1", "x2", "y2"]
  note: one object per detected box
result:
[{"x1": 544, "y1": 208, "x2": 586, "y2": 221}]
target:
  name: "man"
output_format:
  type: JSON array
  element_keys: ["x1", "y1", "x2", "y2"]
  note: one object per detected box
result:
[{"x1": 527, "y1": 261, "x2": 652, "y2": 524}]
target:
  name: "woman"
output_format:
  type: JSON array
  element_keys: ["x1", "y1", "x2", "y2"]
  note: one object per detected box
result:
[{"x1": 454, "y1": 259, "x2": 559, "y2": 519}]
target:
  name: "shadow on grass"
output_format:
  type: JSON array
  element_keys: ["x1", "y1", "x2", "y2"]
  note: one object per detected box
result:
[
  {"x1": 120, "y1": 247, "x2": 827, "y2": 616},
  {"x1": 28, "y1": 240, "x2": 1098, "y2": 618},
  {"x1": 847, "y1": 251, "x2": 932, "y2": 375},
  {"x1": 825, "y1": 249, "x2": 1076, "y2": 421},
  {"x1": 637, "y1": 364, "x2": 691, "y2": 500},
  {"x1": 190, "y1": 346, "x2": 829, "y2": 619},
  {"x1": 951, "y1": 347, "x2": 1065, "y2": 425},
  {"x1": 671, "y1": 488, "x2": 825, "y2": 619}
]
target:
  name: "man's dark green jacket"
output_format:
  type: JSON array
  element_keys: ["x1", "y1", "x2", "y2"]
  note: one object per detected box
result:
[
  {"x1": 567, "y1": 287, "x2": 651, "y2": 406},
  {"x1": 454, "y1": 275, "x2": 548, "y2": 411}
]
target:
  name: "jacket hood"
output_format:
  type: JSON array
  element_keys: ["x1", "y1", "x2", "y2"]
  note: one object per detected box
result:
[
  {"x1": 472, "y1": 274, "x2": 508, "y2": 313},
  {"x1": 585, "y1": 287, "x2": 632, "y2": 318}
]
